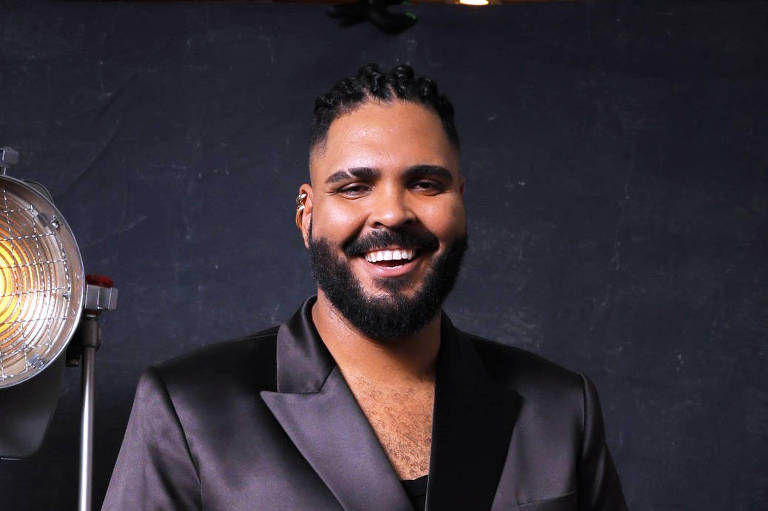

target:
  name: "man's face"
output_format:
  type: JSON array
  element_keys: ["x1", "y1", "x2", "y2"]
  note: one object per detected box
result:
[{"x1": 301, "y1": 100, "x2": 467, "y2": 339}]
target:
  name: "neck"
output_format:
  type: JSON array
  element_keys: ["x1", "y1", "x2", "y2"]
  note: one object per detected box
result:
[{"x1": 311, "y1": 290, "x2": 441, "y2": 385}]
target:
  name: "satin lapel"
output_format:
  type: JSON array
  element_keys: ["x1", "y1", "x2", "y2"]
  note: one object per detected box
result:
[
  {"x1": 260, "y1": 298, "x2": 412, "y2": 511},
  {"x1": 426, "y1": 315, "x2": 522, "y2": 511}
]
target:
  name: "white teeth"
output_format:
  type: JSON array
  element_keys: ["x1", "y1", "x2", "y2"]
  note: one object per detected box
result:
[{"x1": 364, "y1": 249, "x2": 415, "y2": 263}]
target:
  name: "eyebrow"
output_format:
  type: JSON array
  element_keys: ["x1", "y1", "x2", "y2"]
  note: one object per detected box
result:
[
  {"x1": 325, "y1": 165, "x2": 454, "y2": 185},
  {"x1": 325, "y1": 167, "x2": 378, "y2": 184},
  {"x1": 403, "y1": 165, "x2": 454, "y2": 184}
]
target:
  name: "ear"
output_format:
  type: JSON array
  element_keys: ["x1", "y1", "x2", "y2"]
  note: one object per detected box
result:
[{"x1": 298, "y1": 183, "x2": 313, "y2": 249}]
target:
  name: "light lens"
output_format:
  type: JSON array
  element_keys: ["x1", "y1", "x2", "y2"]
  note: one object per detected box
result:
[{"x1": 0, "y1": 177, "x2": 83, "y2": 388}]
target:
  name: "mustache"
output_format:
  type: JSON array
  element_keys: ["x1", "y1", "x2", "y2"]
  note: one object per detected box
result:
[{"x1": 343, "y1": 228, "x2": 440, "y2": 258}]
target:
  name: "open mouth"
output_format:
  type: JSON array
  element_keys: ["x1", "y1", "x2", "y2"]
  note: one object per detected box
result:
[{"x1": 363, "y1": 248, "x2": 417, "y2": 268}]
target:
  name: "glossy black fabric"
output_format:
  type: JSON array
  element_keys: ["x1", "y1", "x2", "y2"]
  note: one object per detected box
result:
[{"x1": 102, "y1": 297, "x2": 627, "y2": 510}]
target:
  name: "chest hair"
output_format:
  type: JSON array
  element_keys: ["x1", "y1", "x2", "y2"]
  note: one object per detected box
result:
[{"x1": 346, "y1": 375, "x2": 435, "y2": 480}]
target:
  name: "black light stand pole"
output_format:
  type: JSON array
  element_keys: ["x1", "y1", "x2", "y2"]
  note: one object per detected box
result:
[
  {"x1": 79, "y1": 313, "x2": 99, "y2": 511},
  {"x1": 68, "y1": 277, "x2": 118, "y2": 511}
]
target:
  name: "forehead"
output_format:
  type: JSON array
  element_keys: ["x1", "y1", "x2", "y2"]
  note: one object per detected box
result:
[{"x1": 310, "y1": 100, "x2": 459, "y2": 182}]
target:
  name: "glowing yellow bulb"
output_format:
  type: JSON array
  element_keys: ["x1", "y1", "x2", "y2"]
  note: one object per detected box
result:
[
  {"x1": 459, "y1": 0, "x2": 490, "y2": 5},
  {"x1": 0, "y1": 239, "x2": 22, "y2": 340}
]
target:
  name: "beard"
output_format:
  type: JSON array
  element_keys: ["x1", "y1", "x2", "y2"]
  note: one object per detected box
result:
[{"x1": 308, "y1": 222, "x2": 467, "y2": 341}]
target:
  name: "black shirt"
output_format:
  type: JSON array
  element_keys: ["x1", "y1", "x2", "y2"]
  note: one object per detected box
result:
[{"x1": 401, "y1": 475, "x2": 428, "y2": 510}]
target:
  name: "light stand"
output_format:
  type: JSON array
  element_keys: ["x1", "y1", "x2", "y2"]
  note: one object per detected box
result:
[
  {"x1": 0, "y1": 146, "x2": 118, "y2": 511},
  {"x1": 67, "y1": 277, "x2": 117, "y2": 511}
]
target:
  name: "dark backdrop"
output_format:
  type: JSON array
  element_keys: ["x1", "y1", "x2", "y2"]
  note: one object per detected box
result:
[{"x1": 0, "y1": 1, "x2": 766, "y2": 509}]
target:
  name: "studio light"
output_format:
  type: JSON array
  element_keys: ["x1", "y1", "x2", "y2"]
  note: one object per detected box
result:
[{"x1": 0, "y1": 146, "x2": 118, "y2": 511}]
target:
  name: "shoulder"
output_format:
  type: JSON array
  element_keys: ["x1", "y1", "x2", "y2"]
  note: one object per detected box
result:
[
  {"x1": 458, "y1": 329, "x2": 597, "y2": 451},
  {"x1": 459, "y1": 329, "x2": 587, "y2": 410},
  {"x1": 148, "y1": 325, "x2": 280, "y2": 398}
]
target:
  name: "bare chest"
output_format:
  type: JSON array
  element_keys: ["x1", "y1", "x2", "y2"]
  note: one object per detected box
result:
[{"x1": 348, "y1": 379, "x2": 434, "y2": 480}]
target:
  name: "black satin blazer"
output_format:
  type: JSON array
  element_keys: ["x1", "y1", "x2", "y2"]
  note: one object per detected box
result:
[{"x1": 102, "y1": 298, "x2": 627, "y2": 510}]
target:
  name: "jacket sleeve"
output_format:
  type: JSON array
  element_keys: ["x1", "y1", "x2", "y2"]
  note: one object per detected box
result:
[
  {"x1": 578, "y1": 373, "x2": 628, "y2": 511},
  {"x1": 102, "y1": 367, "x2": 202, "y2": 511}
]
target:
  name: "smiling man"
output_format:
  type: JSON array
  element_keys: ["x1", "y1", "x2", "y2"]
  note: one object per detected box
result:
[{"x1": 103, "y1": 64, "x2": 627, "y2": 511}]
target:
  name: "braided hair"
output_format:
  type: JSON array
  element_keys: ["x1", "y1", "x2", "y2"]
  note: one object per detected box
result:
[{"x1": 310, "y1": 63, "x2": 460, "y2": 153}]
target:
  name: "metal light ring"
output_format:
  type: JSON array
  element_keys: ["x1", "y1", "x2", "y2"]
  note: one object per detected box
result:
[
  {"x1": 0, "y1": 176, "x2": 84, "y2": 386},
  {"x1": 0, "y1": 175, "x2": 85, "y2": 388},
  {"x1": 0, "y1": 234, "x2": 52, "y2": 355}
]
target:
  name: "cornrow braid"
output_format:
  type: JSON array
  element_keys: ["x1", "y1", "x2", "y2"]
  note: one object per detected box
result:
[{"x1": 310, "y1": 63, "x2": 460, "y2": 152}]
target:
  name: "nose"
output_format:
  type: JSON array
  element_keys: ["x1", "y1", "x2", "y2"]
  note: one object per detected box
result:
[{"x1": 368, "y1": 184, "x2": 415, "y2": 229}]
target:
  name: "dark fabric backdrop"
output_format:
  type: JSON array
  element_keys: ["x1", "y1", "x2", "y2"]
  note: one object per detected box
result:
[{"x1": 0, "y1": 1, "x2": 766, "y2": 509}]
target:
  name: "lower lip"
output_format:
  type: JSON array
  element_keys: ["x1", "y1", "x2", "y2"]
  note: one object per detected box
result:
[{"x1": 360, "y1": 255, "x2": 421, "y2": 278}]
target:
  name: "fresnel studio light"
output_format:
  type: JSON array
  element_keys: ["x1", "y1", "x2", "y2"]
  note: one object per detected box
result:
[{"x1": 0, "y1": 146, "x2": 118, "y2": 511}]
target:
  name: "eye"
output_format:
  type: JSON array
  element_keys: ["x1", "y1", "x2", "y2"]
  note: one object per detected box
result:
[
  {"x1": 338, "y1": 183, "x2": 371, "y2": 197},
  {"x1": 411, "y1": 180, "x2": 444, "y2": 194}
]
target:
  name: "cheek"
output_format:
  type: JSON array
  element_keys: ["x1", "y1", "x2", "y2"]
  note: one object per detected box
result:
[
  {"x1": 421, "y1": 199, "x2": 466, "y2": 238},
  {"x1": 311, "y1": 201, "x2": 365, "y2": 240}
]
